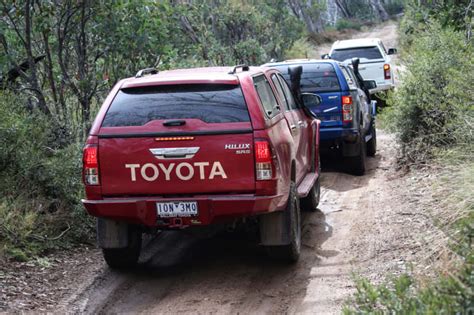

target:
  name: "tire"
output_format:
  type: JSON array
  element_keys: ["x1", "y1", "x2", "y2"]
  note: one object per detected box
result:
[
  {"x1": 366, "y1": 124, "x2": 377, "y2": 157},
  {"x1": 302, "y1": 159, "x2": 321, "y2": 211},
  {"x1": 102, "y1": 226, "x2": 142, "y2": 269},
  {"x1": 265, "y1": 182, "x2": 301, "y2": 263},
  {"x1": 347, "y1": 135, "x2": 366, "y2": 176}
]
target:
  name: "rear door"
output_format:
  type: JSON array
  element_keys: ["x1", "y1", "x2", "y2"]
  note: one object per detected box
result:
[
  {"x1": 270, "y1": 73, "x2": 310, "y2": 178},
  {"x1": 97, "y1": 84, "x2": 256, "y2": 196}
]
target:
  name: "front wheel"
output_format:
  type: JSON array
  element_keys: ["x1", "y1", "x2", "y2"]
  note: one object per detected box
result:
[
  {"x1": 265, "y1": 182, "x2": 301, "y2": 263},
  {"x1": 102, "y1": 226, "x2": 142, "y2": 269}
]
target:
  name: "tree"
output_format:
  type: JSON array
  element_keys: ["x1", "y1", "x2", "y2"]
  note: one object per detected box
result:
[
  {"x1": 1, "y1": 0, "x2": 173, "y2": 136},
  {"x1": 369, "y1": 0, "x2": 389, "y2": 21},
  {"x1": 1, "y1": 0, "x2": 50, "y2": 115},
  {"x1": 287, "y1": 0, "x2": 325, "y2": 34}
]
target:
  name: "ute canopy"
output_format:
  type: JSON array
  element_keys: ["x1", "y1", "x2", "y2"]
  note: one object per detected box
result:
[{"x1": 102, "y1": 84, "x2": 250, "y2": 127}]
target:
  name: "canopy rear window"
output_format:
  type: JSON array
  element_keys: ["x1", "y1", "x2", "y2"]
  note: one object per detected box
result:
[
  {"x1": 272, "y1": 63, "x2": 341, "y2": 93},
  {"x1": 331, "y1": 46, "x2": 383, "y2": 61},
  {"x1": 102, "y1": 84, "x2": 250, "y2": 127}
]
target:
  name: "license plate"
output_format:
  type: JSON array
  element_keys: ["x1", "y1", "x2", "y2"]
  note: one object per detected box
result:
[{"x1": 156, "y1": 201, "x2": 198, "y2": 218}]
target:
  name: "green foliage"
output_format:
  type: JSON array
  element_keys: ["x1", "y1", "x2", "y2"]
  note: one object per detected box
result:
[
  {"x1": 384, "y1": 1, "x2": 404, "y2": 16},
  {"x1": 345, "y1": 0, "x2": 374, "y2": 21},
  {"x1": 381, "y1": 22, "x2": 473, "y2": 163},
  {"x1": 284, "y1": 38, "x2": 313, "y2": 59},
  {"x1": 346, "y1": 4, "x2": 473, "y2": 311},
  {"x1": 0, "y1": 92, "x2": 93, "y2": 260},
  {"x1": 336, "y1": 19, "x2": 363, "y2": 31},
  {"x1": 399, "y1": 0, "x2": 472, "y2": 50},
  {"x1": 344, "y1": 158, "x2": 474, "y2": 314},
  {"x1": 345, "y1": 263, "x2": 474, "y2": 314},
  {"x1": 169, "y1": 0, "x2": 304, "y2": 66}
]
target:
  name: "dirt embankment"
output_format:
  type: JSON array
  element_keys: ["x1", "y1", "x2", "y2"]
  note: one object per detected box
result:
[{"x1": 1, "y1": 22, "x2": 439, "y2": 314}]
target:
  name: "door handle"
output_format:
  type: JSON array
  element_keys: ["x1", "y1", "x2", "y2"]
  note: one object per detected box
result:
[
  {"x1": 298, "y1": 120, "x2": 304, "y2": 126},
  {"x1": 290, "y1": 124, "x2": 296, "y2": 130}
]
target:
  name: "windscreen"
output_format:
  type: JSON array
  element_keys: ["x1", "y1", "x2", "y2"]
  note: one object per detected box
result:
[
  {"x1": 331, "y1": 46, "x2": 383, "y2": 61},
  {"x1": 272, "y1": 63, "x2": 341, "y2": 93},
  {"x1": 102, "y1": 84, "x2": 250, "y2": 127}
]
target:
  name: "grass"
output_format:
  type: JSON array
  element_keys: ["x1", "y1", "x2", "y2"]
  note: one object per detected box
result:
[{"x1": 344, "y1": 152, "x2": 473, "y2": 314}]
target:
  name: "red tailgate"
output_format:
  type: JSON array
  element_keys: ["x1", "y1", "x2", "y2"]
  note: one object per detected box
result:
[{"x1": 98, "y1": 128, "x2": 255, "y2": 196}]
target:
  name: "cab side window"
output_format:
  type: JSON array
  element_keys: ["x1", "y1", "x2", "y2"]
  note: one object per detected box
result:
[
  {"x1": 271, "y1": 74, "x2": 289, "y2": 111},
  {"x1": 276, "y1": 74, "x2": 298, "y2": 110},
  {"x1": 342, "y1": 67, "x2": 358, "y2": 89},
  {"x1": 253, "y1": 74, "x2": 280, "y2": 118}
]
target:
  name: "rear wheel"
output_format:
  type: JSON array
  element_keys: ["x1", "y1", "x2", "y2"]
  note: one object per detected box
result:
[
  {"x1": 366, "y1": 124, "x2": 377, "y2": 157},
  {"x1": 265, "y1": 182, "x2": 301, "y2": 263},
  {"x1": 347, "y1": 135, "x2": 366, "y2": 176},
  {"x1": 102, "y1": 226, "x2": 142, "y2": 269}
]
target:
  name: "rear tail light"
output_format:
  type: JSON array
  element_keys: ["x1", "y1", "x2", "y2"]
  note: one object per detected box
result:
[
  {"x1": 83, "y1": 145, "x2": 99, "y2": 185},
  {"x1": 342, "y1": 95, "x2": 353, "y2": 123},
  {"x1": 255, "y1": 140, "x2": 273, "y2": 180},
  {"x1": 384, "y1": 64, "x2": 391, "y2": 80}
]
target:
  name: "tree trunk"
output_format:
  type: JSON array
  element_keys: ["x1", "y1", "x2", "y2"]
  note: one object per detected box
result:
[
  {"x1": 287, "y1": 0, "x2": 323, "y2": 34},
  {"x1": 335, "y1": 0, "x2": 352, "y2": 18},
  {"x1": 370, "y1": 0, "x2": 389, "y2": 21},
  {"x1": 24, "y1": 0, "x2": 50, "y2": 115}
]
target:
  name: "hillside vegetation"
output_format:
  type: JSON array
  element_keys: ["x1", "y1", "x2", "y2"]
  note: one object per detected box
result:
[{"x1": 345, "y1": 1, "x2": 473, "y2": 313}]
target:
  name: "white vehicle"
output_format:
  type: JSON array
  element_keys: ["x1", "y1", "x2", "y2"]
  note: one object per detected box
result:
[{"x1": 326, "y1": 38, "x2": 397, "y2": 94}]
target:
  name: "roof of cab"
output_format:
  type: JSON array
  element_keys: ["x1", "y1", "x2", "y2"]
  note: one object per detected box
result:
[
  {"x1": 120, "y1": 66, "x2": 265, "y2": 89},
  {"x1": 263, "y1": 59, "x2": 343, "y2": 67},
  {"x1": 331, "y1": 38, "x2": 381, "y2": 49}
]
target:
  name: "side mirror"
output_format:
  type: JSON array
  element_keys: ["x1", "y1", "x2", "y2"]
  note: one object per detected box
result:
[
  {"x1": 321, "y1": 53, "x2": 330, "y2": 59},
  {"x1": 301, "y1": 93, "x2": 321, "y2": 119},
  {"x1": 363, "y1": 80, "x2": 377, "y2": 90},
  {"x1": 387, "y1": 48, "x2": 397, "y2": 55}
]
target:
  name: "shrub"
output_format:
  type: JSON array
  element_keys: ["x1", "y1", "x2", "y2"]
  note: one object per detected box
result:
[
  {"x1": 346, "y1": 15, "x2": 474, "y2": 313},
  {"x1": 284, "y1": 38, "x2": 313, "y2": 59},
  {"x1": 336, "y1": 19, "x2": 363, "y2": 31},
  {"x1": 0, "y1": 92, "x2": 93, "y2": 261},
  {"x1": 381, "y1": 21, "x2": 474, "y2": 163},
  {"x1": 344, "y1": 157, "x2": 474, "y2": 314},
  {"x1": 384, "y1": 1, "x2": 404, "y2": 16}
]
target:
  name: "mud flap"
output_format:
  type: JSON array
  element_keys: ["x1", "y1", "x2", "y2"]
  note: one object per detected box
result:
[
  {"x1": 371, "y1": 100, "x2": 377, "y2": 116},
  {"x1": 342, "y1": 141, "x2": 360, "y2": 157},
  {"x1": 259, "y1": 210, "x2": 292, "y2": 246},
  {"x1": 97, "y1": 218, "x2": 129, "y2": 249}
]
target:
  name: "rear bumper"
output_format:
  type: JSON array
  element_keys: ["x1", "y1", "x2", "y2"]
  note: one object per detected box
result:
[
  {"x1": 320, "y1": 127, "x2": 360, "y2": 143},
  {"x1": 82, "y1": 194, "x2": 285, "y2": 227},
  {"x1": 370, "y1": 83, "x2": 394, "y2": 94},
  {"x1": 320, "y1": 127, "x2": 361, "y2": 157}
]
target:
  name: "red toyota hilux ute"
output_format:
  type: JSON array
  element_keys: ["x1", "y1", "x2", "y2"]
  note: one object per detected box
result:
[{"x1": 82, "y1": 65, "x2": 321, "y2": 268}]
